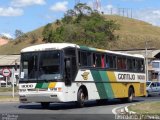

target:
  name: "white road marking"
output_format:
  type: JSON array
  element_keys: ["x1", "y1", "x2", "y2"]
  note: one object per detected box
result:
[{"x1": 112, "y1": 106, "x2": 125, "y2": 114}]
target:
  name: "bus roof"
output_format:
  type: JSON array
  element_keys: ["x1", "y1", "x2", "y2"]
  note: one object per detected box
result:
[
  {"x1": 21, "y1": 43, "x2": 144, "y2": 58},
  {"x1": 21, "y1": 43, "x2": 78, "y2": 53}
]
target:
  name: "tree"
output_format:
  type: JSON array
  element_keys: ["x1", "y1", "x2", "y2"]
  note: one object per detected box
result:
[
  {"x1": 15, "y1": 29, "x2": 24, "y2": 38},
  {"x1": 74, "y1": 3, "x2": 92, "y2": 16},
  {"x1": 14, "y1": 29, "x2": 27, "y2": 43},
  {"x1": 44, "y1": 3, "x2": 120, "y2": 48},
  {"x1": 42, "y1": 23, "x2": 53, "y2": 43},
  {"x1": 55, "y1": 19, "x2": 61, "y2": 25}
]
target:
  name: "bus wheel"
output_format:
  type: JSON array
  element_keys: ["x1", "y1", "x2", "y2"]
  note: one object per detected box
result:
[
  {"x1": 41, "y1": 102, "x2": 50, "y2": 109},
  {"x1": 77, "y1": 88, "x2": 86, "y2": 108},
  {"x1": 128, "y1": 87, "x2": 134, "y2": 102},
  {"x1": 145, "y1": 91, "x2": 149, "y2": 97}
]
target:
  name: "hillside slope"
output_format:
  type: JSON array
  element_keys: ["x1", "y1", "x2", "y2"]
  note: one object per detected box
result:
[
  {"x1": 106, "y1": 15, "x2": 160, "y2": 50},
  {"x1": 0, "y1": 37, "x2": 9, "y2": 46},
  {"x1": 0, "y1": 15, "x2": 160, "y2": 54}
]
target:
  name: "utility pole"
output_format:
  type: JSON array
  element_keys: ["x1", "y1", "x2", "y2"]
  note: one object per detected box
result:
[
  {"x1": 93, "y1": 0, "x2": 101, "y2": 11},
  {"x1": 145, "y1": 41, "x2": 150, "y2": 82}
]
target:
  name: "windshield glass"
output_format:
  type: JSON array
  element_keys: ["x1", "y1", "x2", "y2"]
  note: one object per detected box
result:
[
  {"x1": 20, "y1": 51, "x2": 62, "y2": 81},
  {"x1": 146, "y1": 82, "x2": 151, "y2": 87}
]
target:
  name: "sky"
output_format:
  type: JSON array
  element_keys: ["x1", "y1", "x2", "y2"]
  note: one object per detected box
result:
[{"x1": 0, "y1": 0, "x2": 160, "y2": 39}]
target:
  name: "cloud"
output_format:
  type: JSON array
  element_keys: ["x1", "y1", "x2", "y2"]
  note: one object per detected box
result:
[
  {"x1": 100, "y1": 3, "x2": 160, "y2": 26},
  {"x1": 134, "y1": 9, "x2": 160, "y2": 26},
  {"x1": 11, "y1": 0, "x2": 46, "y2": 7},
  {"x1": 50, "y1": 1, "x2": 68, "y2": 12},
  {"x1": 101, "y1": 4, "x2": 118, "y2": 14},
  {"x1": 0, "y1": 33, "x2": 13, "y2": 39},
  {"x1": 0, "y1": 7, "x2": 23, "y2": 16}
]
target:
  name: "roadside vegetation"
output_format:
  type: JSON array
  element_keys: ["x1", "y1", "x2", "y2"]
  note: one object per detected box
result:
[
  {"x1": 128, "y1": 102, "x2": 160, "y2": 114},
  {"x1": 0, "y1": 86, "x2": 18, "y2": 92}
]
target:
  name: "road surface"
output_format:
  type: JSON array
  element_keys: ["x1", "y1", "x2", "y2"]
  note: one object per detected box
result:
[{"x1": 0, "y1": 96, "x2": 159, "y2": 120}]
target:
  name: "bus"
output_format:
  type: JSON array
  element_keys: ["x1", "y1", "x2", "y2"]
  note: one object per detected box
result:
[{"x1": 19, "y1": 43, "x2": 146, "y2": 108}]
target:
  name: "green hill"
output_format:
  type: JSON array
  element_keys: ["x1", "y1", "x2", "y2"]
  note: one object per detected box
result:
[{"x1": 0, "y1": 15, "x2": 160, "y2": 55}]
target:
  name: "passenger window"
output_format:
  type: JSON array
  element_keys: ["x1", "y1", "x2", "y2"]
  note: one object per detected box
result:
[
  {"x1": 106, "y1": 55, "x2": 109, "y2": 68},
  {"x1": 108, "y1": 55, "x2": 116, "y2": 69},
  {"x1": 133, "y1": 59, "x2": 138, "y2": 71},
  {"x1": 101, "y1": 55, "x2": 105, "y2": 68},
  {"x1": 117, "y1": 57, "x2": 126, "y2": 70},
  {"x1": 95, "y1": 54, "x2": 101, "y2": 67},
  {"x1": 79, "y1": 51, "x2": 92, "y2": 67},
  {"x1": 127, "y1": 58, "x2": 133, "y2": 71},
  {"x1": 80, "y1": 51, "x2": 87, "y2": 66},
  {"x1": 137, "y1": 59, "x2": 144, "y2": 72}
]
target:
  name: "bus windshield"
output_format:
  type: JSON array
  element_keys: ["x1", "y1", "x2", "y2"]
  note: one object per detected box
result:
[{"x1": 20, "y1": 51, "x2": 62, "y2": 81}]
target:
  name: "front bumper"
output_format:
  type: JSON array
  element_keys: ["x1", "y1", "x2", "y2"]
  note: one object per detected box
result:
[{"x1": 19, "y1": 91, "x2": 63, "y2": 103}]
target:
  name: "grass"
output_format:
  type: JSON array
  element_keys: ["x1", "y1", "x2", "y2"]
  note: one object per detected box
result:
[
  {"x1": 0, "y1": 86, "x2": 18, "y2": 92},
  {"x1": 128, "y1": 102, "x2": 160, "y2": 114},
  {"x1": 1, "y1": 15, "x2": 160, "y2": 54}
]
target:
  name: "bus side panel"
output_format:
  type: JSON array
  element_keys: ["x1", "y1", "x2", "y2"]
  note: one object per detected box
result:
[{"x1": 72, "y1": 69, "x2": 146, "y2": 101}]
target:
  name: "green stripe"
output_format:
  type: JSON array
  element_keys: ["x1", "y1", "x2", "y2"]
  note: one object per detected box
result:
[
  {"x1": 99, "y1": 71, "x2": 109, "y2": 81},
  {"x1": 35, "y1": 83, "x2": 43, "y2": 88},
  {"x1": 41, "y1": 83, "x2": 49, "y2": 89},
  {"x1": 35, "y1": 83, "x2": 49, "y2": 89},
  {"x1": 91, "y1": 70, "x2": 108, "y2": 99},
  {"x1": 80, "y1": 46, "x2": 97, "y2": 51},
  {"x1": 99, "y1": 71, "x2": 114, "y2": 99}
]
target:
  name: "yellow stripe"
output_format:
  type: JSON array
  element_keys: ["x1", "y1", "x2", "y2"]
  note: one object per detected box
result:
[
  {"x1": 107, "y1": 71, "x2": 128, "y2": 98},
  {"x1": 48, "y1": 82, "x2": 57, "y2": 88},
  {"x1": 107, "y1": 71, "x2": 116, "y2": 82},
  {"x1": 96, "y1": 49, "x2": 106, "y2": 52}
]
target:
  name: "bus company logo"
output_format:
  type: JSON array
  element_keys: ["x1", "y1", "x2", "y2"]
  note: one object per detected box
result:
[
  {"x1": 118, "y1": 73, "x2": 135, "y2": 80},
  {"x1": 81, "y1": 72, "x2": 89, "y2": 80}
]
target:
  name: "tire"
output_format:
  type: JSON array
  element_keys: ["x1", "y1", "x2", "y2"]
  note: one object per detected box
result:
[
  {"x1": 146, "y1": 91, "x2": 151, "y2": 97},
  {"x1": 41, "y1": 102, "x2": 50, "y2": 109},
  {"x1": 145, "y1": 91, "x2": 149, "y2": 97},
  {"x1": 77, "y1": 88, "x2": 86, "y2": 108},
  {"x1": 128, "y1": 87, "x2": 134, "y2": 102},
  {"x1": 120, "y1": 87, "x2": 134, "y2": 103}
]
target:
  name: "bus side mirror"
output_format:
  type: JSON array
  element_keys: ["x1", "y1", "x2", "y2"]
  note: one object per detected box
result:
[{"x1": 65, "y1": 58, "x2": 71, "y2": 86}]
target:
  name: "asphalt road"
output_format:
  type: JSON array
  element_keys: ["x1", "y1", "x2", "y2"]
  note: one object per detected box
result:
[{"x1": 0, "y1": 96, "x2": 160, "y2": 120}]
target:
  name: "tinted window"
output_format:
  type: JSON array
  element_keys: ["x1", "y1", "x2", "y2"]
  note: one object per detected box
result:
[
  {"x1": 117, "y1": 57, "x2": 126, "y2": 70},
  {"x1": 137, "y1": 59, "x2": 144, "y2": 72},
  {"x1": 108, "y1": 55, "x2": 116, "y2": 69},
  {"x1": 79, "y1": 51, "x2": 92, "y2": 67},
  {"x1": 152, "y1": 62, "x2": 159, "y2": 68},
  {"x1": 157, "y1": 82, "x2": 160, "y2": 87},
  {"x1": 127, "y1": 58, "x2": 133, "y2": 70}
]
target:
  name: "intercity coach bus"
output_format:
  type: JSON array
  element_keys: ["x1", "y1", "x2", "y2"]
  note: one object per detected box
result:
[{"x1": 19, "y1": 43, "x2": 146, "y2": 108}]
